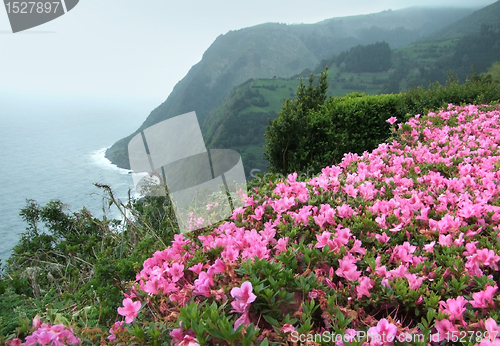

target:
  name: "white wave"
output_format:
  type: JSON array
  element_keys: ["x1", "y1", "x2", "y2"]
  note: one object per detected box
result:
[{"x1": 90, "y1": 147, "x2": 132, "y2": 175}]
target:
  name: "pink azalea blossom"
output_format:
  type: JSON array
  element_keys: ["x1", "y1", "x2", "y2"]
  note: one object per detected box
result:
[
  {"x1": 275, "y1": 237, "x2": 289, "y2": 254},
  {"x1": 22, "y1": 323, "x2": 81, "y2": 346},
  {"x1": 117, "y1": 298, "x2": 141, "y2": 324},
  {"x1": 434, "y1": 319, "x2": 458, "y2": 342},
  {"x1": 193, "y1": 271, "x2": 212, "y2": 297},
  {"x1": 107, "y1": 321, "x2": 125, "y2": 340},
  {"x1": 178, "y1": 335, "x2": 200, "y2": 346},
  {"x1": 5, "y1": 339, "x2": 21, "y2": 346},
  {"x1": 439, "y1": 296, "x2": 467, "y2": 321},
  {"x1": 356, "y1": 276, "x2": 373, "y2": 299},
  {"x1": 233, "y1": 310, "x2": 252, "y2": 329},
  {"x1": 367, "y1": 318, "x2": 398, "y2": 345},
  {"x1": 386, "y1": 117, "x2": 397, "y2": 125},
  {"x1": 32, "y1": 315, "x2": 42, "y2": 329},
  {"x1": 315, "y1": 231, "x2": 332, "y2": 249},
  {"x1": 471, "y1": 285, "x2": 498, "y2": 308},
  {"x1": 169, "y1": 262, "x2": 185, "y2": 282},
  {"x1": 336, "y1": 256, "x2": 361, "y2": 281},
  {"x1": 207, "y1": 259, "x2": 225, "y2": 277},
  {"x1": 484, "y1": 318, "x2": 500, "y2": 340},
  {"x1": 375, "y1": 232, "x2": 390, "y2": 244},
  {"x1": 423, "y1": 241, "x2": 435, "y2": 253},
  {"x1": 230, "y1": 281, "x2": 257, "y2": 307},
  {"x1": 281, "y1": 324, "x2": 296, "y2": 333},
  {"x1": 230, "y1": 281, "x2": 257, "y2": 329},
  {"x1": 405, "y1": 273, "x2": 424, "y2": 290}
]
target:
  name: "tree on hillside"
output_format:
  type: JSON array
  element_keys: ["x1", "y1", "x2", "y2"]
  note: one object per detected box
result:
[
  {"x1": 264, "y1": 68, "x2": 328, "y2": 174},
  {"x1": 336, "y1": 42, "x2": 392, "y2": 73},
  {"x1": 436, "y1": 25, "x2": 500, "y2": 81}
]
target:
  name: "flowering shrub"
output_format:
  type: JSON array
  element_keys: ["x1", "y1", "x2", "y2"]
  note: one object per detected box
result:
[
  {"x1": 6, "y1": 316, "x2": 81, "y2": 346},
  {"x1": 10, "y1": 104, "x2": 500, "y2": 345}
]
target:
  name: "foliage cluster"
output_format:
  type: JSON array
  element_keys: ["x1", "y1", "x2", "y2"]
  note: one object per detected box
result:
[
  {"x1": 0, "y1": 189, "x2": 179, "y2": 343},
  {"x1": 334, "y1": 42, "x2": 392, "y2": 73}
]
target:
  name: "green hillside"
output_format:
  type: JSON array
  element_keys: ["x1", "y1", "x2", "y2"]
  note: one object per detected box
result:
[
  {"x1": 204, "y1": 18, "x2": 500, "y2": 177},
  {"x1": 203, "y1": 66, "x2": 391, "y2": 177},
  {"x1": 427, "y1": 0, "x2": 500, "y2": 40},
  {"x1": 105, "y1": 7, "x2": 475, "y2": 170}
]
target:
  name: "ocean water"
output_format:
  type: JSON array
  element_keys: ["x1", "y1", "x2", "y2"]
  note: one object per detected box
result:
[{"x1": 0, "y1": 93, "x2": 156, "y2": 264}]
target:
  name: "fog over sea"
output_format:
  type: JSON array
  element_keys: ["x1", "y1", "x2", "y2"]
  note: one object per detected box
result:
[{"x1": 0, "y1": 93, "x2": 157, "y2": 263}]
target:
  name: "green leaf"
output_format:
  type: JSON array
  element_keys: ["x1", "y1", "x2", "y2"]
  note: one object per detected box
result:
[
  {"x1": 207, "y1": 328, "x2": 226, "y2": 340},
  {"x1": 259, "y1": 338, "x2": 269, "y2": 346},
  {"x1": 263, "y1": 315, "x2": 279, "y2": 327}
]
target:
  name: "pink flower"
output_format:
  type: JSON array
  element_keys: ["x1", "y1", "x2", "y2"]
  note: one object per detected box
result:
[
  {"x1": 386, "y1": 117, "x2": 397, "y2": 125},
  {"x1": 275, "y1": 237, "x2": 289, "y2": 254},
  {"x1": 35, "y1": 331, "x2": 54, "y2": 345},
  {"x1": 230, "y1": 281, "x2": 257, "y2": 307},
  {"x1": 32, "y1": 315, "x2": 42, "y2": 329},
  {"x1": 169, "y1": 262, "x2": 185, "y2": 282},
  {"x1": 251, "y1": 205, "x2": 265, "y2": 221},
  {"x1": 367, "y1": 318, "x2": 398, "y2": 345},
  {"x1": 22, "y1": 323, "x2": 81, "y2": 346},
  {"x1": 5, "y1": 339, "x2": 21, "y2": 346},
  {"x1": 423, "y1": 241, "x2": 435, "y2": 253},
  {"x1": 117, "y1": 298, "x2": 141, "y2": 324},
  {"x1": 234, "y1": 310, "x2": 251, "y2": 329},
  {"x1": 207, "y1": 259, "x2": 225, "y2": 277},
  {"x1": 351, "y1": 239, "x2": 366, "y2": 255},
  {"x1": 342, "y1": 184, "x2": 358, "y2": 198},
  {"x1": 179, "y1": 335, "x2": 200, "y2": 346},
  {"x1": 387, "y1": 264, "x2": 407, "y2": 279},
  {"x1": 471, "y1": 285, "x2": 498, "y2": 308},
  {"x1": 336, "y1": 256, "x2": 361, "y2": 281},
  {"x1": 107, "y1": 321, "x2": 125, "y2": 340},
  {"x1": 375, "y1": 232, "x2": 390, "y2": 244},
  {"x1": 230, "y1": 281, "x2": 256, "y2": 328},
  {"x1": 315, "y1": 231, "x2": 332, "y2": 249},
  {"x1": 221, "y1": 246, "x2": 239, "y2": 262},
  {"x1": 336, "y1": 204, "x2": 354, "y2": 218},
  {"x1": 434, "y1": 319, "x2": 457, "y2": 342},
  {"x1": 439, "y1": 296, "x2": 467, "y2": 321},
  {"x1": 356, "y1": 276, "x2": 373, "y2": 299},
  {"x1": 170, "y1": 327, "x2": 184, "y2": 341},
  {"x1": 193, "y1": 271, "x2": 212, "y2": 297},
  {"x1": 485, "y1": 318, "x2": 500, "y2": 341},
  {"x1": 405, "y1": 273, "x2": 424, "y2": 290},
  {"x1": 281, "y1": 324, "x2": 296, "y2": 333},
  {"x1": 438, "y1": 234, "x2": 453, "y2": 246}
]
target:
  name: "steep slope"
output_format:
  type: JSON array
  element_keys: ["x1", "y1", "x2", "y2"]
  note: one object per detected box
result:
[
  {"x1": 204, "y1": 12, "x2": 500, "y2": 177},
  {"x1": 105, "y1": 7, "x2": 475, "y2": 169},
  {"x1": 426, "y1": 0, "x2": 500, "y2": 40}
]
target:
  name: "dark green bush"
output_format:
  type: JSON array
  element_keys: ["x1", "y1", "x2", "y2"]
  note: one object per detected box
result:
[
  {"x1": 399, "y1": 72, "x2": 500, "y2": 119},
  {"x1": 297, "y1": 93, "x2": 402, "y2": 173}
]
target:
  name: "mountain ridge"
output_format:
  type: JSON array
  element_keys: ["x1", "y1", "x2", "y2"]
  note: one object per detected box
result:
[
  {"x1": 105, "y1": 6, "x2": 477, "y2": 169},
  {"x1": 426, "y1": 0, "x2": 500, "y2": 40}
]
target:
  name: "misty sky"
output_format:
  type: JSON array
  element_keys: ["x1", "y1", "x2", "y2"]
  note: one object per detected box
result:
[{"x1": 0, "y1": 0, "x2": 496, "y2": 107}]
